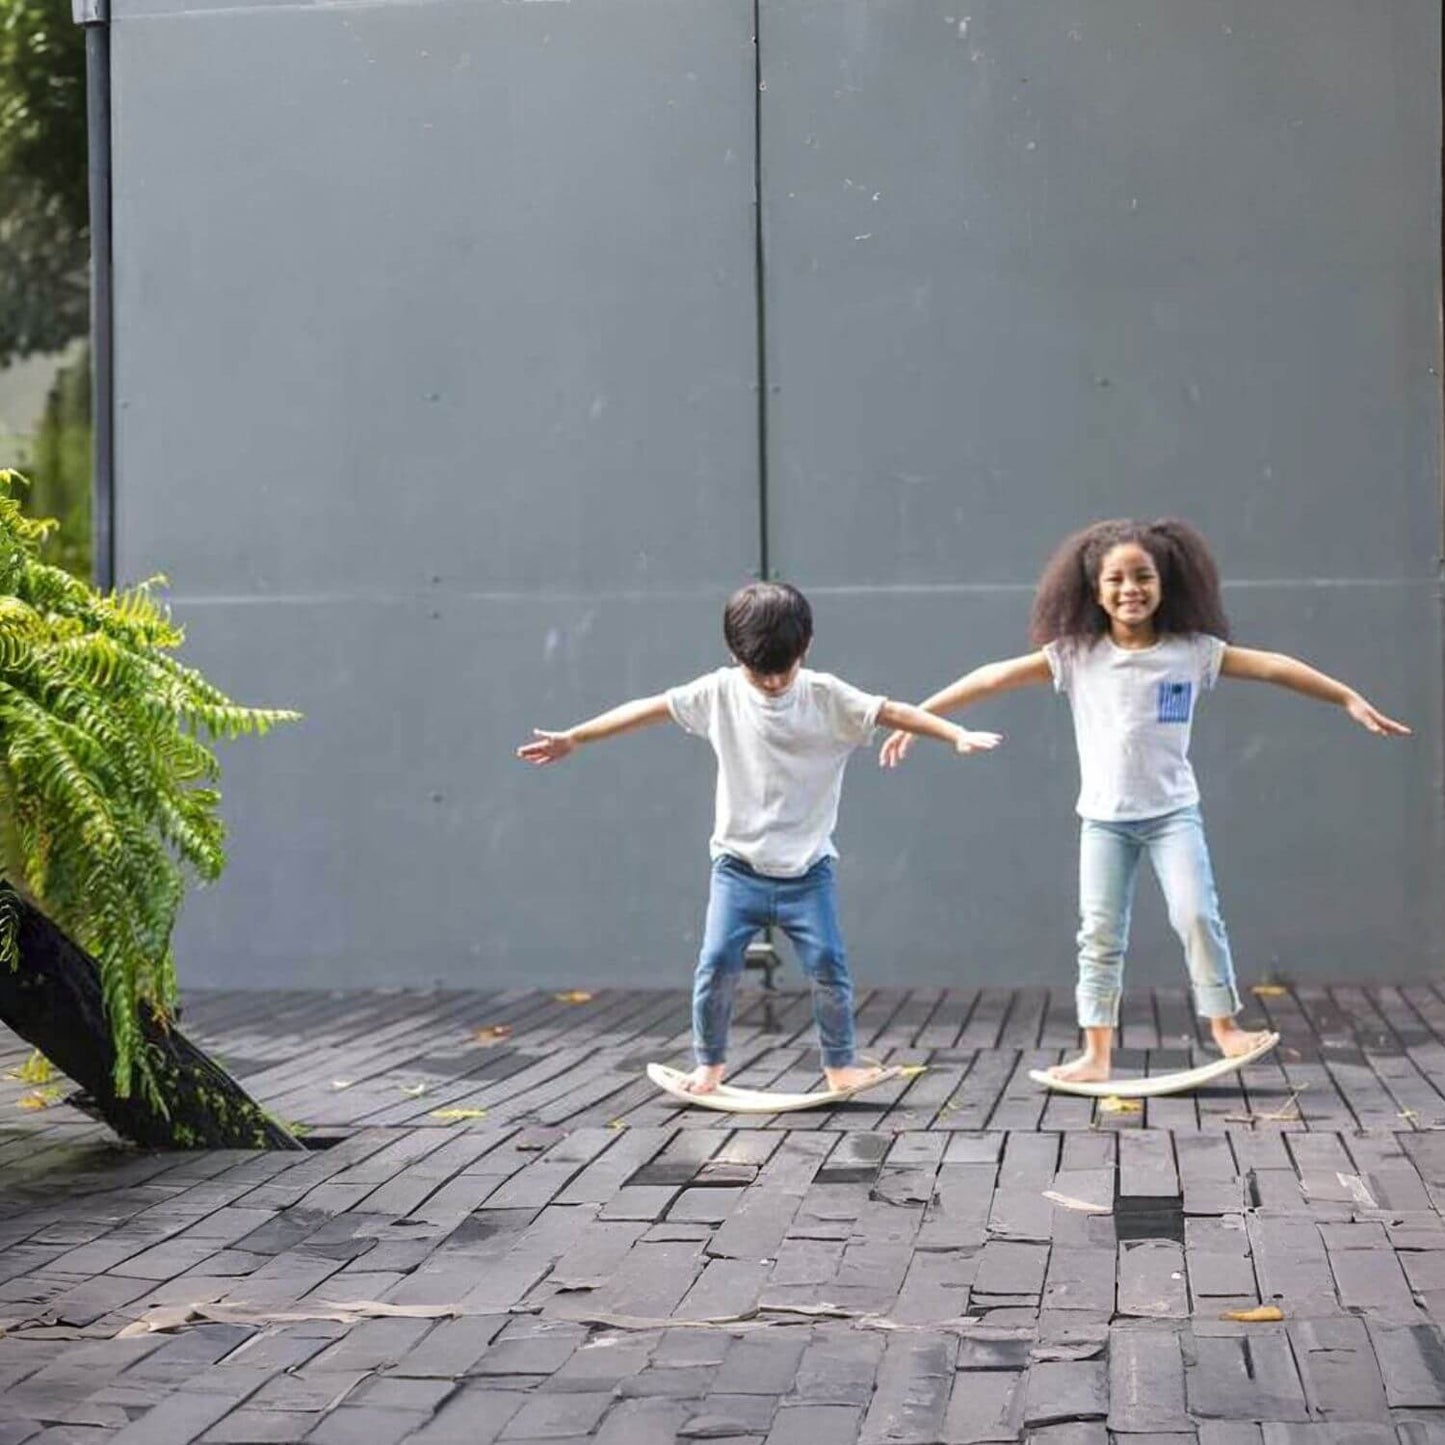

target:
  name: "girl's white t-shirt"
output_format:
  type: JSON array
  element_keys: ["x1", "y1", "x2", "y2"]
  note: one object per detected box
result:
[
  {"x1": 1042, "y1": 633, "x2": 1227, "y2": 822},
  {"x1": 666, "y1": 666, "x2": 885, "y2": 878}
]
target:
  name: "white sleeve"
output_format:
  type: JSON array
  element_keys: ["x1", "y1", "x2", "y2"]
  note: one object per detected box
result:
[
  {"x1": 1041, "y1": 640, "x2": 1071, "y2": 694},
  {"x1": 1197, "y1": 635, "x2": 1226, "y2": 690},
  {"x1": 815, "y1": 673, "x2": 886, "y2": 746},
  {"x1": 666, "y1": 670, "x2": 721, "y2": 738}
]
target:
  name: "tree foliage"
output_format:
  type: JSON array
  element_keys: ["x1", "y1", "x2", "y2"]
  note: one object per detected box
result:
[
  {"x1": 0, "y1": 0, "x2": 89, "y2": 366},
  {"x1": 0, "y1": 469, "x2": 299, "y2": 1098},
  {"x1": 26, "y1": 343, "x2": 91, "y2": 580}
]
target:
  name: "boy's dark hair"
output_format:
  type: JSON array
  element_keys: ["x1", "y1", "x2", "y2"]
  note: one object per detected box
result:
[
  {"x1": 724, "y1": 581, "x2": 814, "y2": 673},
  {"x1": 1028, "y1": 517, "x2": 1231, "y2": 646}
]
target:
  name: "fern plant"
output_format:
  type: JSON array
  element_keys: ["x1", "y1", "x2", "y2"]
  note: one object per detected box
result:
[{"x1": 0, "y1": 468, "x2": 298, "y2": 1099}]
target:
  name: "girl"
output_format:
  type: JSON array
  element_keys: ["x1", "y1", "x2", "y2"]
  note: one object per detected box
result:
[{"x1": 880, "y1": 518, "x2": 1411, "y2": 1083}]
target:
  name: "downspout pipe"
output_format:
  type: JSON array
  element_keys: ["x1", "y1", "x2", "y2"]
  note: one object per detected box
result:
[{"x1": 72, "y1": 0, "x2": 113, "y2": 590}]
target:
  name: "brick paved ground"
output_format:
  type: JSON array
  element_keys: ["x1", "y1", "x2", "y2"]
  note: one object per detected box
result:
[{"x1": 4, "y1": 982, "x2": 1445, "y2": 1442}]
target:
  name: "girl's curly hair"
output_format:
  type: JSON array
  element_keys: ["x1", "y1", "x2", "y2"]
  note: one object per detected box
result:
[{"x1": 1028, "y1": 518, "x2": 1231, "y2": 646}]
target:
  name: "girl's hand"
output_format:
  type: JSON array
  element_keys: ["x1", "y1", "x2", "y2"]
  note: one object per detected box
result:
[
  {"x1": 516, "y1": 729, "x2": 578, "y2": 765},
  {"x1": 955, "y1": 728, "x2": 1004, "y2": 755},
  {"x1": 1345, "y1": 694, "x2": 1412, "y2": 737},
  {"x1": 879, "y1": 730, "x2": 913, "y2": 769}
]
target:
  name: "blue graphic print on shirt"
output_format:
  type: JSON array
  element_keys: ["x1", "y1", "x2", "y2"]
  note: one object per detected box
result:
[{"x1": 1157, "y1": 680, "x2": 1193, "y2": 723}]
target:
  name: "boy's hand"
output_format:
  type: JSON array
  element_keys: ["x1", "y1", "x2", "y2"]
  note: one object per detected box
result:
[
  {"x1": 879, "y1": 729, "x2": 913, "y2": 769},
  {"x1": 955, "y1": 727, "x2": 1004, "y2": 754},
  {"x1": 516, "y1": 729, "x2": 578, "y2": 765},
  {"x1": 1345, "y1": 694, "x2": 1412, "y2": 737}
]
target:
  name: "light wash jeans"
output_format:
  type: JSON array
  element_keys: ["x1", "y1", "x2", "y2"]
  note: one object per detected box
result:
[
  {"x1": 693, "y1": 854, "x2": 856, "y2": 1068},
  {"x1": 1075, "y1": 804, "x2": 1240, "y2": 1028}
]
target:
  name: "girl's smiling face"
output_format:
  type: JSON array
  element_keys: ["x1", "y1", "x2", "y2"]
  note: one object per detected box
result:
[{"x1": 1095, "y1": 541, "x2": 1161, "y2": 640}]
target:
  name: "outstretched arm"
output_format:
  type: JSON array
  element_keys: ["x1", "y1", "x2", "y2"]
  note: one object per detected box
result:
[
  {"x1": 517, "y1": 694, "x2": 673, "y2": 765},
  {"x1": 1220, "y1": 647, "x2": 1411, "y2": 737},
  {"x1": 876, "y1": 699, "x2": 1003, "y2": 756},
  {"x1": 880, "y1": 652, "x2": 1052, "y2": 768}
]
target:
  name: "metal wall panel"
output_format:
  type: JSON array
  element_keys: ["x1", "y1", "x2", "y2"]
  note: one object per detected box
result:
[
  {"x1": 760, "y1": 0, "x2": 1440, "y2": 584},
  {"x1": 760, "y1": 0, "x2": 1444, "y2": 986},
  {"x1": 110, "y1": 0, "x2": 760, "y2": 986}
]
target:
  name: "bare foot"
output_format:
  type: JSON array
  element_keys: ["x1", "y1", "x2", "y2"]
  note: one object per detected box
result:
[
  {"x1": 824, "y1": 1062, "x2": 887, "y2": 1092},
  {"x1": 1210, "y1": 1021, "x2": 1274, "y2": 1059},
  {"x1": 1047, "y1": 1052, "x2": 1111, "y2": 1083},
  {"x1": 679, "y1": 1064, "x2": 726, "y2": 1094}
]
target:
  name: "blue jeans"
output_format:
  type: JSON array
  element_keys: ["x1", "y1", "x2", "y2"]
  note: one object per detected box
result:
[
  {"x1": 1076, "y1": 804, "x2": 1240, "y2": 1028},
  {"x1": 693, "y1": 854, "x2": 856, "y2": 1068}
]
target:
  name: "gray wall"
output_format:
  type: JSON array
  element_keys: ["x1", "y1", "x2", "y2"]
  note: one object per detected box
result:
[{"x1": 110, "y1": 0, "x2": 1443, "y2": 994}]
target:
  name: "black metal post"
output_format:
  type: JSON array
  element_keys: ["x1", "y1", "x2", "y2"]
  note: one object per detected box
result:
[{"x1": 73, "y1": 0, "x2": 113, "y2": 590}]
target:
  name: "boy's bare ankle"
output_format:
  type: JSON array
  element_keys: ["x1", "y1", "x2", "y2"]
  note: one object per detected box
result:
[
  {"x1": 681, "y1": 1064, "x2": 726, "y2": 1094},
  {"x1": 824, "y1": 1062, "x2": 884, "y2": 1090}
]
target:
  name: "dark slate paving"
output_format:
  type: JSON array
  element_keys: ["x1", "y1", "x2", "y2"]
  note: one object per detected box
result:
[{"x1": 6, "y1": 982, "x2": 1445, "y2": 1442}]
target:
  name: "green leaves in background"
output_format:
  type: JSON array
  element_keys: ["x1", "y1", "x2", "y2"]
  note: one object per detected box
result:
[{"x1": 0, "y1": 0, "x2": 89, "y2": 367}]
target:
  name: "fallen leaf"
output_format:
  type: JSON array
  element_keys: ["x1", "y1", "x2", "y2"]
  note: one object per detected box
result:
[
  {"x1": 554, "y1": 990, "x2": 593, "y2": 1004},
  {"x1": 429, "y1": 1108, "x2": 488, "y2": 1123},
  {"x1": 7, "y1": 1051, "x2": 54, "y2": 1085},
  {"x1": 1250, "y1": 984, "x2": 1288, "y2": 997},
  {"x1": 400, "y1": 1083, "x2": 428, "y2": 1098},
  {"x1": 897, "y1": 1065, "x2": 928, "y2": 1078},
  {"x1": 17, "y1": 1088, "x2": 61, "y2": 1111},
  {"x1": 1220, "y1": 1304, "x2": 1284, "y2": 1322},
  {"x1": 607, "y1": 1119, "x2": 628, "y2": 1130},
  {"x1": 1042, "y1": 1190, "x2": 1112, "y2": 1214},
  {"x1": 473, "y1": 1024, "x2": 513, "y2": 1045},
  {"x1": 1097, "y1": 1096, "x2": 1142, "y2": 1115},
  {"x1": 331, "y1": 1079, "x2": 353, "y2": 1090}
]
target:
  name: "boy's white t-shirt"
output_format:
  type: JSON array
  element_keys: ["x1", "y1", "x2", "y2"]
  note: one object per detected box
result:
[
  {"x1": 1042, "y1": 633, "x2": 1227, "y2": 822},
  {"x1": 666, "y1": 666, "x2": 885, "y2": 878}
]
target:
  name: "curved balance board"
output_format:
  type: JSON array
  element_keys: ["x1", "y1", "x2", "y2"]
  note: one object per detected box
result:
[
  {"x1": 646, "y1": 1061, "x2": 908, "y2": 1114},
  {"x1": 1027, "y1": 1032, "x2": 1280, "y2": 1098}
]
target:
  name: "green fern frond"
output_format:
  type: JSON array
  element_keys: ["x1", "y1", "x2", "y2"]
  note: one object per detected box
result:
[
  {"x1": 0, "y1": 883, "x2": 17, "y2": 971},
  {"x1": 0, "y1": 471, "x2": 299, "y2": 1096}
]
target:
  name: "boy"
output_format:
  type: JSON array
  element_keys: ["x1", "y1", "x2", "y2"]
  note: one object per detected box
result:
[{"x1": 517, "y1": 582, "x2": 1002, "y2": 1093}]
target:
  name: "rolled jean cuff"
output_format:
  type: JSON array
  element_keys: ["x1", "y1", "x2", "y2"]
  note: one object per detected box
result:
[
  {"x1": 1076, "y1": 990, "x2": 1120, "y2": 1029},
  {"x1": 1194, "y1": 982, "x2": 1242, "y2": 1020},
  {"x1": 693, "y1": 1046, "x2": 727, "y2": 1066},
  {"x1": 820, "y1": 1048, "x2": 856, "y2": 1069}
]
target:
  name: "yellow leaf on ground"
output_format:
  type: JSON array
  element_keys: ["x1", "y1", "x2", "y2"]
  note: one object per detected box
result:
[
  {"x1": 1098, "y1": 1096, "x2": 1142, "y2": 1115},
  {"x1": 17, "y1": 1087, "x2": 61, "y2": 1110},
  {"x1": 1250, "y1": 984, "x2": 1288, "y2": 997},
  {"x1": 331, "y1": 1079, "x2": 353, "y2": 1090},
  {"x1": 473, "y1": 1024, "x2": 513, "y2": 1045},
  {"x1": 429, "y1": 1108, "x2": 488, "y2": 1123},
  {"x1": 1220, "y1": 1304, "x2": 1284, "y2": 1322},
  {"x1": 897, "y1": 1065, "x2": 928, "y2": 1077},
  {"x1": 554, "y1": 990, "x2": 593, "y2": 1004},
  {"x1": 399, "y1": 1083, "x2": 428, "y2": 1098},
  {"x1": 608, "y1": 1119, "x2": 628, "y2": 1130},
  {"x1": 14, "y1": 1051, "x2": 54, "y2": 1085}
]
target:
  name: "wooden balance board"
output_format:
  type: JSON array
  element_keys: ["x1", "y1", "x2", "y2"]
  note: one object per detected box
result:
[
  {"x1": 1027, "y1": 1031, "x2": 1280, "y2": 1098},
  {"x1": 646, "y1": 1061, "x2": 907, "y2": 1113}
]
